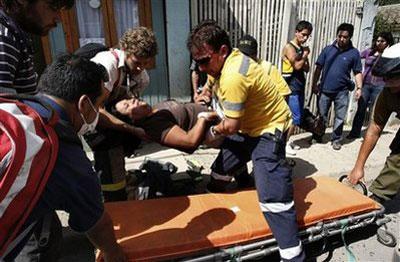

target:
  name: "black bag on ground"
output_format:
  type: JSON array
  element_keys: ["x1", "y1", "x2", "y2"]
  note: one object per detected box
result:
[{"x1": 300, "y1": 93, "x2": 325, "y2": 137}]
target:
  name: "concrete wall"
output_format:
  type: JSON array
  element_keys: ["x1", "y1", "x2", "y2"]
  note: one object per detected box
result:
[{"x1": 165, "y1": 0, "x2": 191, "y2": 101}]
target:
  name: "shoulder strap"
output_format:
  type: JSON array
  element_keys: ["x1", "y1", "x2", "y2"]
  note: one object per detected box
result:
[
  {"x1": 110, "y1": 50, "x2": 121, "y2": 89},
  {"x1": 0, "y1": 94, "x2": 58, "y2": 125}
]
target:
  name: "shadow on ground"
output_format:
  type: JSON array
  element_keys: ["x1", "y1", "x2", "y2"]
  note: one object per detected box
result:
[{"x1": 290, "y1": 157, "x2": 318, "y2": 178}]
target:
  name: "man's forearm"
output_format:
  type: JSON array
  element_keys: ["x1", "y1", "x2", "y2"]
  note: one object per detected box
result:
[
  {"x1": 355, "y1": 72, "x2": 363, "y2": 89},
  {"x1": 312, "y1": 67, "x2": 321, "y2": 87},
  {"x1": 214, "y1": 118, "x2": 240, "y2": 135},
  {"x1": 354, "y1": 123, "x2": 382, "y2": 170}
]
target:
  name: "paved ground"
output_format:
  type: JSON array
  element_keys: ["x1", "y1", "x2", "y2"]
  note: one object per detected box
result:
[{"x1": 59, "y1": 125, "x2": 400, "y2": 261}]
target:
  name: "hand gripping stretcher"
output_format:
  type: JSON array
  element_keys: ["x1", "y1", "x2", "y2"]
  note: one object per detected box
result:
[{"x1": 99, "y1": 176, "x2": 395, "y2": 261}]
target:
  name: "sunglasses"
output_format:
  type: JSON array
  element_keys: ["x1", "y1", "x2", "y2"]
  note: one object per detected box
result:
[{"x1": 194, "y1": 56, "x2": 212, "y2": 66}]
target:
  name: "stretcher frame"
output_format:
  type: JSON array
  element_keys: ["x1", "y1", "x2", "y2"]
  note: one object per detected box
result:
[
  {"x1": 101, "y1": 176, "x2": 395, "y2": 261},
  {"x1": 183, "y1": 206, "x2": 392, "y2": 261}
]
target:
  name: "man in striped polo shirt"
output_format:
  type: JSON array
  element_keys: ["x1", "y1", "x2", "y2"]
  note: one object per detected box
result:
[
  {"x1": 0, "y1": 0, "x2": 74, "y2": 94},
  {"x1": 0, "y1": 1, "x2": 75, "y2": 261}
]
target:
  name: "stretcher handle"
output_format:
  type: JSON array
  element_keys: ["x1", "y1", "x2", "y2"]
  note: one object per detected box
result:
[{"x1": 338, "y1": 175, "x2": 368, "y2": 196}]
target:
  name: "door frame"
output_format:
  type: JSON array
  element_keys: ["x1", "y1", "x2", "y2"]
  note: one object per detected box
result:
[{"x1": 41, "y1": 0, "x2": 153, "y2": 64}]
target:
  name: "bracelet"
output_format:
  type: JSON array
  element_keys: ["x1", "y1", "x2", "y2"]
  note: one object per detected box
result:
[
  {"x1": 210, "y1": 125, "x2": 219, "y2": 136},
  {"x1": 356, "y1": 86, "x2": 362, "y2": 90},
  {"x1": 197, "y1": 112, "x2": 209, "y2": 119}
]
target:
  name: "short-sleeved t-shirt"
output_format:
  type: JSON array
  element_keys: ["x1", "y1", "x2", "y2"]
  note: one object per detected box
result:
[
  {"x1": 316, "y1": 41, "x2": 362, "y2": 93},
  {"x1": 372, "y1": 87, "x2": 400, "y2": 127},
  {"x1": 26, "y1": 97, "x2": 104, "y2": 230},
  {"x1": 0, "y1": 9, "x2": 38, "y2": 94},
  {"x1": 91, "y1": 49, "x2": 149, "y2": 99},
  {"x1": 259, "y1": 60, "x2": 291, "y2": 97},
  {"x1": 208, "y1": 48, "x2": 292, "y2": 137},
  {"x1": 137, "y1": 100, "x2": 208, "y2": 144},
  {"x1": 372, "y1": 87, "x2": 400, "y2": 153}
]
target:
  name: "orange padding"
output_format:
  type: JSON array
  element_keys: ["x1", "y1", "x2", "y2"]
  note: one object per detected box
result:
[{"x1": 104, "y1": 176, "x2": 380, "y2": 261}]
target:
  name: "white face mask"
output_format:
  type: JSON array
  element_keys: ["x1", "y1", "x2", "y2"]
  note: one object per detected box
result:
[{"x1": 78, "y1": 98, "x2": 99, "y2": 136}]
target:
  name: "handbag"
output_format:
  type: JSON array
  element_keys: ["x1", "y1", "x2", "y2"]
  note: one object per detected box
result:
[{"x1": 300, "y1": 93, "x2": 325, "y2": 136}]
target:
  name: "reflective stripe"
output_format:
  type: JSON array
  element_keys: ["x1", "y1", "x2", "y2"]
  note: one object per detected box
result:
[
  {"x1": 101, "y1": 180, "x2": 127, "y2": 191},
  {"x1": 211, "y1": 171, "x2": 233, "y2": 182},
  {"x1": 239, "y1": 55, "x2": 250, "y2": 76},
  {"x1": 222, "y1": 100, "x2": 244, "y2": 111},
  {"x1": 259, "y1": 201, "x2": 294, "y2": 213},
  {"x1": 279, "y1": 241, "x2": 302, "y2": 260}
]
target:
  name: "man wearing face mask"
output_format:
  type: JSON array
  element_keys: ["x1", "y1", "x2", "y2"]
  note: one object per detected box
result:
[
  {"x1": 1, "y1": 54, "x2": 126, "y2": 262},
  {"x1": 0, "y1": 0, "x2": 75, "y2": 94},
  {"x1": 87, "y1": 27, "x2": 158, "y2": 202}
]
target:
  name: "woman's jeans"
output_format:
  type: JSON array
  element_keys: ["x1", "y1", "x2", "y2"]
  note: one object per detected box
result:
[{"x1": 349, "y1": 83, "x2": 384, "y2": 137}]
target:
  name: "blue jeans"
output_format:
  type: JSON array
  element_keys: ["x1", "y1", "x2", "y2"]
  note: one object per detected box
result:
[
  {"x1": 319, "y1": 90, "x2": 349, "y2": 142},
  {"x1": 288, "y1": 93, "x2": 305, "y2": 126},
  {"x1": 349, "y1": 83, "x2": 384, "y2": 137}
]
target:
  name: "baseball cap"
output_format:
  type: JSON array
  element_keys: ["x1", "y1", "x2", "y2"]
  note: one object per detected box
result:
[
  {"x1": 372, "y1": 43, "x2": 400, "y2": 78},
  {"x1": 238, "y1": 35, "x2": 258, "y2": 57}
]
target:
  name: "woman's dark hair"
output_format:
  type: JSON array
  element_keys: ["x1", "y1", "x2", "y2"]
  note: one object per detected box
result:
[
  {"x1": 370, "y1": 31, "x2": 394, "y2": 55},
  {"x1": 38, "y1": 53, "x2": 108, "y2": 103}
]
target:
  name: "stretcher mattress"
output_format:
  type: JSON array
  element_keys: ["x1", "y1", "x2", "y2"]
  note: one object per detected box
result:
[{"x1": 104, "y1": 176, "x2": 380, "y2": 261}]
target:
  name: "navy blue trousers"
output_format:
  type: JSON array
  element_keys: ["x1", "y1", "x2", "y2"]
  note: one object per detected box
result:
[{"x1": 211, "y1": 132, "x2": 305, "y2": 261}]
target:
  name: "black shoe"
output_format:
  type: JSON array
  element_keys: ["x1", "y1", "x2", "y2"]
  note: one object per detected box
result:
[
  {"x1": 369, "y1": 194, "x2": 386, "y2": 204},
  {"x1": 206, "y1": 178, "x2": 230, "y2": 193},
  {"x1": 332, "y1": 141, "x2": 342, "y2": 150}
]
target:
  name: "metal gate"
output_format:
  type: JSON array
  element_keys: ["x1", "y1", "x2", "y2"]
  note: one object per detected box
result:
[{"x1": 190, "y1": 0, "x2": 365, "y2": 123}]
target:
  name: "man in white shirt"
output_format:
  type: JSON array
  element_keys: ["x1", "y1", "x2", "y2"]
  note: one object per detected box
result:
[{"x1": 87, "y1": 27, "x2": 158, "y2": 202}]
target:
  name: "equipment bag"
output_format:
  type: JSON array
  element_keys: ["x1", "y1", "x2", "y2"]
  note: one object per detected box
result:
[
  {"x1": 0, "y1": 94, "x2": 59, "y2": 257},
  {"x1": 300, "y1": 93, "x2": 325, "y2": 137}
]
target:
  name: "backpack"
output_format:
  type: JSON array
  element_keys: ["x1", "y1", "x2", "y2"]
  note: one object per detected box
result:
[{"x1": 0, "y1": 94, "x2": 59, "y2": 257}]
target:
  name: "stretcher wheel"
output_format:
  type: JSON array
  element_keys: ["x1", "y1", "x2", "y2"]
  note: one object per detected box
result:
[
  {"x1": 338, "y1": 175, "x2": 368, "y2": 196},
  {"x1": 377, "y1": 228, "x2": 397, "y2": 247}
]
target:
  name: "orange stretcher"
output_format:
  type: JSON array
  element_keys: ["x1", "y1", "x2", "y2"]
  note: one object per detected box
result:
[{"x1": 101, "y1": 176, "x2": 393, "y2": 261}]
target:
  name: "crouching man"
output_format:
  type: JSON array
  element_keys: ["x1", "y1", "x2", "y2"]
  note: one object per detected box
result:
[
  {"x1": 1, "y1": 54, "x2": 125, "y2": 262},
  {"x1": 187, "y1": 20, "x2": 304, "y2": 261}
]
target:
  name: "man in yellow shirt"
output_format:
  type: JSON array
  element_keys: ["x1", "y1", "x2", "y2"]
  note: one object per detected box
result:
[{"x1": 187, "y1": 20, "x2": 304, "y2": 262}]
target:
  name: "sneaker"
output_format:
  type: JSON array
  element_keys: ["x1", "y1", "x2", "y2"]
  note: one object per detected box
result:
[
  {"x1": 289, "y1": 142, "x2": 300, "y2": 150},
  {"x1": 332, "y1": 141, "x2": 342, "y2": 150},
  {"x1": 286, "y1": 144, "x2": 297, "y2": 156}
]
